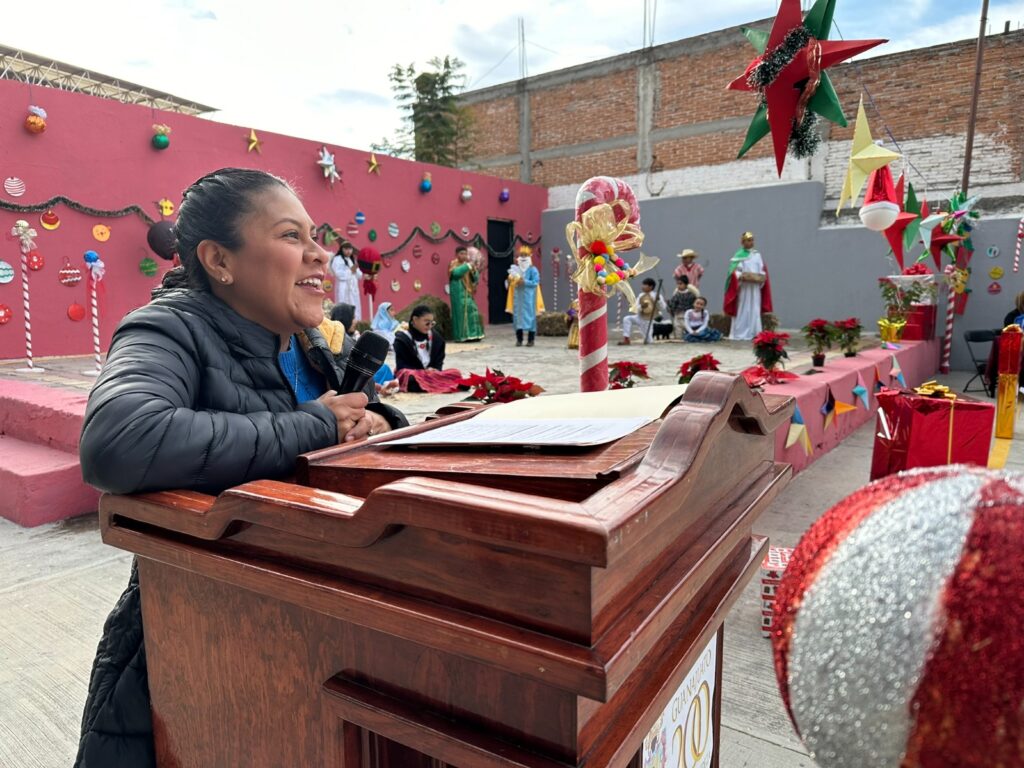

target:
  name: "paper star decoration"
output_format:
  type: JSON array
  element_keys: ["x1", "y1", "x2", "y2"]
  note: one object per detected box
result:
[
  {"x1": 821, "y1": 386, "x2": 837, "y2": 430},
  {"x1": 836, "y1": 97, "x2": 901, "y2": 212},
  {"x1": 367, "y1": 153, "x2": 381, "y2": 175},
  {"x1": 890, "y1": 355, "x2": 906, "y2": 387},
  {"x1": 834, "y1": 400, "x2": 858, "y2": 422},
  {"x1": 729, "y1": 0, "x2": 886, "y2": 176},
  {"x1": 884, "y1": 174, "x2": 919, "y2": 270},
  {"x1": 317, "y1": 146, "x2": 341, "y2": 186},
  {"x1": 873, "y1": 365, "x2": 884, "y2": 393},
  {"x1": 246, "y1": 129, "x2": 262, "y2": 154},
  {"x1": 785, "y1": 405, "x2": 813, "y2": 455},
  {"x1": 929, "y1": 231, "x2": 964, "y2": 271},
  {"x1": 902, "y1": 182, "x2": 924, "y2": 256},
  {"x1": 853, "y1": 373, "x2": 870, "y2": 409}
]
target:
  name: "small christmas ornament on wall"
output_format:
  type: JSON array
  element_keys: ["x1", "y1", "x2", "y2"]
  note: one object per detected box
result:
[
  {"x1": 58, "y1": 257, "x2": 82, "y2": 287},
  {"x1": 420, "y1": 172, "x2": 432, "y2": 193},
  {"x1": 460, "y1": 184, "x2": 473, "y2": 203},
  {"x1": 151, "y1": 124, "x2": 172, "y2": 150},
  {"x1": 24, "y1": 106, "x2": 47, "y2": 134}
]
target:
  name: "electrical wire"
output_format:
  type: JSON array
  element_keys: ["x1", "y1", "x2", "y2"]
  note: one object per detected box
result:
[{"x1": 467, "y1": 45, "x2": 517, "y2": 90}]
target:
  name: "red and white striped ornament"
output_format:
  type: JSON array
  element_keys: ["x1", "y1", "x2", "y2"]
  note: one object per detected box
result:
[
  {"x1": 346, "y1": 221, "x2": 359, "y2": 238},
  {"x1": 4, "y1": 177, "x2": 26, "y2": 197},
  {"x1": 59, "y1": 258, "x2": 83, "y2": 287},
  {"x1": 772, "y1": 465, "x2": 1024, "y2": 768}
]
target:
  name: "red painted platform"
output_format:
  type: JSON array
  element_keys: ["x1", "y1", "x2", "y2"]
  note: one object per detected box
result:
[{"x1": 769, "y1": 340, "x2": 941, "y2": 474}]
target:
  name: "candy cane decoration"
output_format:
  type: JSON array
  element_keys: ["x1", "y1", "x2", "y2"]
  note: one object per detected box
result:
[
  {"x1": 566, "y1": 176, "x2": 656, "y2": 392},
  {"x1": 940, "y1": 264, "x2": 957, "y2": 374},
  {"x1": 82, "y1": 250, "x2": 106, "y2": 375},
  {"x1": 11, "y1": 220, "x2": 44, "y2": 374},
  {"x1": 1015, "y1": 216, "x2": 1024, "y2": 273}
]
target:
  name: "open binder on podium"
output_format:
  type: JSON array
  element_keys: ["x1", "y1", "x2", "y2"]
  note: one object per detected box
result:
[{"x1": 99, "y1": 372, "x2": 793, "y2": 767}]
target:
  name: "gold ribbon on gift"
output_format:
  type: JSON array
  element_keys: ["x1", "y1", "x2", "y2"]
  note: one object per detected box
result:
[
  {"x1": 564, "y1": 200, "x2": 658, "y2": 311},
  {"x1": 914, "y1": 380, "x2": 957, "y2": 462},
  {"x1": 877, "y1": 318, "x2": 906, "y2": 343},
  {"x1": 996, "y1": 373, "x2": 1017, "y2": 439}
]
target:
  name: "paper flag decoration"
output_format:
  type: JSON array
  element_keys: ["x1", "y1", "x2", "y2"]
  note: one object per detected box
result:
[
  {"x1": 853, "y1": 373, "x2": 870, "y2": 409},
  {"x1": 834, "y1": 400, "x2": 858, "y2": 424},
  {"x1": 874, "y1": 365, "x2": 884, "y2": 393},
  {"x1": 821, "y1": 387, "x2": 837, "y2": 431},
  {"x1": 883, "y1": 174, "x2": 919, "y2": 270},
  {"x1": 836, "y1": 97, "x2": 901, "y2": 213},
  {"x1": 890, "y1": 354, "x2": 906, "y2": 387},
  {"x1": 785, "y1": 404, "x2": 813, "y2": 455},
  {"x1": 728, "y1": 0, "x2": 886, "y2": 176}
]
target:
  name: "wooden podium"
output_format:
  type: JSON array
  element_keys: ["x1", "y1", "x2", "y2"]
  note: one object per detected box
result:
[{"x1": 99, "y1": 373, "x2": 792, "y2": 767}]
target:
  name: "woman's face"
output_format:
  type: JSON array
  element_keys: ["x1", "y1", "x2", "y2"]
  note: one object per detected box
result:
[
  {"x1": 213, "y1": 186, "x2": 330, "y2": 338},
  {"x1": 411, "y1": 313, "x2": 434, "y2": 334},
  {"x1": 386, "y1": 305, "x2": 395, "y2": 318}
]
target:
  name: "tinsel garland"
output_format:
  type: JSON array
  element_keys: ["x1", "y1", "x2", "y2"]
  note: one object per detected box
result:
[
  {"x1": 316, "y1": 223, "x2": 541, "y2": 260},
  {"x1": 0, "y1": 195, "x2": 156, "y2": 226}
]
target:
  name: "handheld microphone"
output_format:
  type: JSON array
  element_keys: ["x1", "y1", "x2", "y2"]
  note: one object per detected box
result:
[{"x1": 337, "y1": 331, "x2": 390, "y2": 394}]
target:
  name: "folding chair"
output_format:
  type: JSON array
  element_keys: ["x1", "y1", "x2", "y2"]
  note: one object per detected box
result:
[{"x1": 962, "y1": 329, "x2": 996, "y2": 395}]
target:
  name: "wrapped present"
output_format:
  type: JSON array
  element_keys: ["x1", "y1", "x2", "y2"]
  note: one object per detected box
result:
[
  {"x1": 902, "y1": 304, "x2": 936, "y2": 341},
  {"x1": 870, "y1": 384, "x2": 994, "y2": 480}
]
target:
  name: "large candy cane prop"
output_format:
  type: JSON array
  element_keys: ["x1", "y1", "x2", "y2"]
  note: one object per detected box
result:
[
  {"x1": 82, "y1": 250, "x2": 106, "y2": 375},
  {"x1": 940, "y1": 264, "x2": 967, "y2": 375},
  {"x1": 1015, "y1": 217, "x2": 1024, "y2": 273},
  {"x1": 11, "y1": 220, "x2": 44, "y2": 374}
]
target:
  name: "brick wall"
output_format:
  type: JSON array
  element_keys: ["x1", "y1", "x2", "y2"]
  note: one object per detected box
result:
[{"x1": 461, "y1": 24, "x2": 1024, "y2": 198}]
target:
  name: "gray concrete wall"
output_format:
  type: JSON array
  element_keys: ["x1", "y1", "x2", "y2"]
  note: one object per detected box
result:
[{"x1": 542, "y1": 182, "x2": 1022, "y2": 372}]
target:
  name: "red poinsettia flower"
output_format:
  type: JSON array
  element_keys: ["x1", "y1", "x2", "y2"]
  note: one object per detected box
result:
[
  {"x1": 902, "y1": 263, "x2": 931, "y2": 276},
  {"x1": 460, "y1": 368, "x2": 544, "y2": 404},
  {"x1": 608, "y1": 360, "x2": 651, "y2": 390},
  {"x1": 678, "y1": 353, "x2": 721, "y2": 384}
]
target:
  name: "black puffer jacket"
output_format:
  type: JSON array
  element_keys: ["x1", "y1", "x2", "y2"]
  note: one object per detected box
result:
[{"x1": 75, "y1": 287, "x2": 407, "y2": 767}]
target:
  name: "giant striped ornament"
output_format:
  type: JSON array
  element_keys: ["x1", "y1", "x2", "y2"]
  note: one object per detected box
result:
[
  {"x1": 772, "y1": 465, "x2": 1024, "y2": 768},
  {"x1": 4, "y1": 177, "x2": 26, "y2": 197}
]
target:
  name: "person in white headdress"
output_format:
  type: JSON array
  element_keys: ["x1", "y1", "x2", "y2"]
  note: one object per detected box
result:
[{"x1": 505, "y1": 246, "x2": 545, "y2": 346}]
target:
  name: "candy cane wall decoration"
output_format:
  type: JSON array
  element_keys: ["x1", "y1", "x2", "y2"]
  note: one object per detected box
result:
[
  {"x1": 10, "y1": 220, "x2": 44, "y2": 373},
  {"x1": 1015, "y1": 217, "x2": 1023, "y2": 273},
  {"x1": 82, "y1": 250, "x2": 106, "y2": 375},
  {"x1": 565, "y1": 176, "x2": 657, "y2": 392}
]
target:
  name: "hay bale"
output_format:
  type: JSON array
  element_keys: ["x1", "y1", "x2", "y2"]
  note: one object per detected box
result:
[
  {"x1": 761, "y1": 312, "x2": 779, "y2": 331},
  {"x1": 709, "y1": 313, "x2": 731, "y2": 335},
  {"x1": 394, "y1": 294, "x2": 452, "y2": 340},
  {"x1": 537, "y1": 311, "x2": 570, "y2": 337}
]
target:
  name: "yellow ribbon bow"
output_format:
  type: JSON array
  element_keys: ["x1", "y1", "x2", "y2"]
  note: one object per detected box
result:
[
  {"x1": 877, "y1": 318, "x2": 906, "y2": 343},
  {"x1": 914, "y1": 380, "x2": 957, "y2": 400},
  {"x1": 564, "y1": 200, "x2": 658, "y2": 311}
]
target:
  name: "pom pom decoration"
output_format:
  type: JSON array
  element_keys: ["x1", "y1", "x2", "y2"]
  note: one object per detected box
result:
[
  {"x1": 772, "y1": 465, "x2": 1024, "y2": 768},
  {"x1": 420, "y1": 173, "x2": 432, "y2": 193},
  {"x1": 151, "y1": 124, "x2": 171, "y2": 150},
  {"x1": 24, "y1": 105, "x2": 47, "y2": 134},
  {"x1": 859, "y1": 164, "x2": 900, "y2": 232},
  {"x1": 147, "y1": 221, "x2": 177, "y2": 260}
]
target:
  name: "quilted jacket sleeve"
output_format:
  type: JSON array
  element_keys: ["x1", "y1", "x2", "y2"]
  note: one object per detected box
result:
[{"x1": 80, "y1": 308, "x2": 337, "y2": 495}]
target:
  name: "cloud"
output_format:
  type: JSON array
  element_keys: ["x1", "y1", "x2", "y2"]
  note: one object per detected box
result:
[{"x1": 315, "y1": 88, "x2": 391, "y2": 109}]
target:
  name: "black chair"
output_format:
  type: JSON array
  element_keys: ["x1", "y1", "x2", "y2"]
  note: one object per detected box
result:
[{"x1": 963, "y1": 329, "x2": 997, "y2": 395}]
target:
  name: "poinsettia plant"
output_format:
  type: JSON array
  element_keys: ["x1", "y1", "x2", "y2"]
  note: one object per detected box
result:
[
  {"x1": 752, "y1": 331, "x2": 790, "y2": 370},
  {"x1": 832, "y1": 317, "x2": 862, "y2": 354},
  {"x1": 460, "y1": 368, "x2": 544, "y2": 404},
  {"x1": 678, "y1": 353, "x2": 721, "y2": 384},
  {"x1": 800, "y1": 319, "x2": 835, "y2": 355},
  {"x1": 609, "y1": 360, "x2": 650, "y2": 390}
]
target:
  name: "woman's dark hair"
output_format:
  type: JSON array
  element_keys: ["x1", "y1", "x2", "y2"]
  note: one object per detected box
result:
[
  {"x1": 173, "y1": 168, "x2": 292, "y2": 290},
  {"x1": 330, "y1": 302, "x2": 356, "y2": 333},
  {"x1": 410, "y1": 304, "x2": 434, "y2": 320}
]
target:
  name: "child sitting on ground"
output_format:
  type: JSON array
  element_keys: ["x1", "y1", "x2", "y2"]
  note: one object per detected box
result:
[{"x1": 683, "y1": 297, "x2": 722, "y2": 342}]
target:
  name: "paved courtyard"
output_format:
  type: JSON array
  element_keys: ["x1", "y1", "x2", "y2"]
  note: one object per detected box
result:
[{"x1": 0, "y1": 325, "x2": 1014, "y2": 767}]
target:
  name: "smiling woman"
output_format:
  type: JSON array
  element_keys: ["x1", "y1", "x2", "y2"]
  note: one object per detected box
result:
[{"x1": 73, "y1": 168, "x2": 408, "y2": 768}]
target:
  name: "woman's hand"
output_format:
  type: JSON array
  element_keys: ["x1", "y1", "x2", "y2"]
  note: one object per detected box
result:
[
  {"x1": 316, "y1": 391, "x2": 368, "y2": 443},
  {"x1": 344, "y1": 409, "x2": 392, "y2": 443}
]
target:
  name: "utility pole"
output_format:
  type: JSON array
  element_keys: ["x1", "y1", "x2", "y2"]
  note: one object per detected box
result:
[{"x1": 961, "y1": 0, "x2": 990, "y2": 195}]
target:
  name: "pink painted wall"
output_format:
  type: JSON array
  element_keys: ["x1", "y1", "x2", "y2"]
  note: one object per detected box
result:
[{"x1": 0, "y1": 79, "x2": 547, "y2": 360}]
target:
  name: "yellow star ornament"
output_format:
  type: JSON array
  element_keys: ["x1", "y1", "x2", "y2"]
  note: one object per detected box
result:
[
  {"x1": 246, "y1": 129, "x2": 262, "y2": 154},
  {"x1": 367, "y1": 153, "x2": 381, "y2": 175},
  {"x1": 836, "y1": 96, "x2": 900, "y2": 214}
]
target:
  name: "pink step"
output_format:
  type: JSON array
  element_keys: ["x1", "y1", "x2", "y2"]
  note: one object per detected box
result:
[
  {"x1": 0, "y1": 379, "x2": 88, "y2": 453},
  {"x1": 0, "y1": 434, "x2": 99, "y2": 527}
]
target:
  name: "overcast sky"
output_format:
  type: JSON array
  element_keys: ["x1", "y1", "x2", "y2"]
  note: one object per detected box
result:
[{"x1": 3, "y1": 1, "x2": 1018, "y2": 152}]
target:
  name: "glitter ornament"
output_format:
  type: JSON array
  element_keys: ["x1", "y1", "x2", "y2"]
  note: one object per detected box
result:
[
  {"x1": 59, "y1": 259, "x2": 82, "y2": 286},
  {"x1": 773, "y1": 465, "x2": 1024, "y2": 768}
]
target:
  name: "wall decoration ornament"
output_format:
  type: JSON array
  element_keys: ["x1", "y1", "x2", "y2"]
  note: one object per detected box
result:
[
  {"x1": 390, "y1": 279, "x2": 400, "y2": 292},
  {"x1": 387, "y1": 222, "x2": 399, "y2": 238},
  {"x1": 4, "y1": 177, "x2": 26, "y2": 197},
  {"x1": 317, "y1": 146, "x2": 341, "y2": 186},
  {"x1": 430, "y1": 221, "x2": 442, "y2": 237},
  {"x1": 39, "y1": 210, "x2": 60, "y2": 230},
  {"x1": 92, "y1": 224, "x2": 111, "y2": 242},
  {"x1": 355, "y1": 211, "x2": 366, "y2": 225},
  {"x1": 151, "y1": 124, "x2": 171, "y2": 150},
  {"x1": 728, "y1": 0, "x2": 886, "y2": 175},
  {"x1": 431, "y1": 252, "x2": 441, "y2": 264},
  {"x1": 246, "y1": 128, "x2": 262, "y2": 153},
  {"x1": 988, "y1": 281, "x2": 1002, "y2": 294},
  {"x1": 67, "y1": 303, "x2": 86, "y2": 322},
  {"x1": 989, "y1": 266, "x2": 1004, "y2": 280},
  {"x1": 0, "y1": 304, "x2": 11, "y2": 325},
  {"x1": 460, "y1": 184, "x2": 473, "y2": 203},
  {"x1": 400, "y1": 259, "x2": 411, "y2": 272},
  {"x1": 83, "y1": 250, "x2": 106, "y2": 375},
  {"x1": 420, "y1": 172, "x2": 432, "y2": 193},
  {"x1": 25, "y1": 105, "x2": 47, "y2": 134},
  {"x1": 346, "y1": 220, "x2": 359, "y2": 237},
  {"x1": 413, "y1": 279, "x2": 422, "y2": 292},
  {"x1": 412, "y1": 244, "x2": 423, "y2": 259},
  {"x1": 0, "y1": 261, "x2": 14, "y2": 284},
  {"x1": 368, "y1": 229, "x2": 377, "y2": 242},
  {"x1": 157, "y1": 198, "x2": 175, "y2": 217},
  {"x1": 987, "y1": 245, "x2": 1000, "y2": 258},
  {"x1": 460, "y1": 226, "x2": 470, "y2": 237},
  {"x1": 0, "y1": 194, "x2": 156, "y2": 226},
  {"x1": 367, "y1": 153, "x2": 380, "y2": 174},
  {"x1": 139, "y1": 257, "x2": 158, "y2": 277},
  {"x1": 499, "y1": 188, "x2": 510, "y2": 203},
  {"x1": 58, "y1": 258, "x2": 83, "y2": 286}
]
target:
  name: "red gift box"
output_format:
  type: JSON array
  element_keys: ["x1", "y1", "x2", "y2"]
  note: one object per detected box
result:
[
  {"x1": 902, "y1": 304, "x2": 936, "y2": 341},
  {"x1": 870, "y1": 387, "x2": 994, "y2": 480}
]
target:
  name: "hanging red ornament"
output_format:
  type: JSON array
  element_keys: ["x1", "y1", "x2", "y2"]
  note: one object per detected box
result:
[
  {"x1": 26, "y1": 250, "x2": 44, "y2": 271},
  {"x1": 24, "y1": 106, "x2": 47, "y2": 134},
  {"x1": 67, "y1": 303, "x2": 86, "y2": 322},
  {"x1": 0, "y1": 304, "x2": 11, "y2": 324},
  {"x1": 59, "y1": 258, "x2": 83, "y2": 287}
]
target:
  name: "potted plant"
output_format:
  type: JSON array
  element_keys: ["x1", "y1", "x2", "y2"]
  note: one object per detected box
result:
[
  {"x1": 678, "y1": 353, "x2": 721, "y2": 384},
  {"x1": 833, "y1": 317, "x2": 863, "y2": 356},
  {"x1": 801, "y1": 318, "x2": 834, "y2": 367},
  {"x1": 878, "y1": 264, "x2": 937, "y2": 341},
  {"x1": 609, "y1": 360, "x2": 651, "y2": 389},
  {"x1": 752, "y1": 331, "x2": 790, "y2": 382}
]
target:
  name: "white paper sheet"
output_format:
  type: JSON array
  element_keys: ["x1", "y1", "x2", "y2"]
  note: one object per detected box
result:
[{"x1": 385, "y1": 416, "x2": 654, "y2": 447}]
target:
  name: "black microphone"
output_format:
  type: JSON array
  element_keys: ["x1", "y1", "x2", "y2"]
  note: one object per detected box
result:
[{"x1": 337, "y1": 331, "x2": 390, "y2": 394}]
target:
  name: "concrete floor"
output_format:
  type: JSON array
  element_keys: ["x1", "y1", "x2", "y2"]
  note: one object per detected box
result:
[{"x1": 0, "y1": 327, "x2": 1015, "y2": 768}]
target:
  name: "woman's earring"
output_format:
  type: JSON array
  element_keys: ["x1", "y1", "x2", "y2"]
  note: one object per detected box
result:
[{"x1": 221, "y1": 276, "x2": 230, "y2": 284}]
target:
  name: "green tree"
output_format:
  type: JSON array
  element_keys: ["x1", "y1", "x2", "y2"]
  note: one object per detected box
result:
[{"x1": 372, "y1": 56, "x2": 474, "y2": 167}]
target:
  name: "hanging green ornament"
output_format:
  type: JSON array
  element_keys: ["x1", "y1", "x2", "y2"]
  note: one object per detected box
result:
[
  {"x1": 139, "y1": 257, "x2": 158, "y2": 277},
  {"x1": 151, "y1": 124, "x2": 171, "y2": 150},
  {"x1": 368, "y1": 229, "x2": 377, "y2": 242}
]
